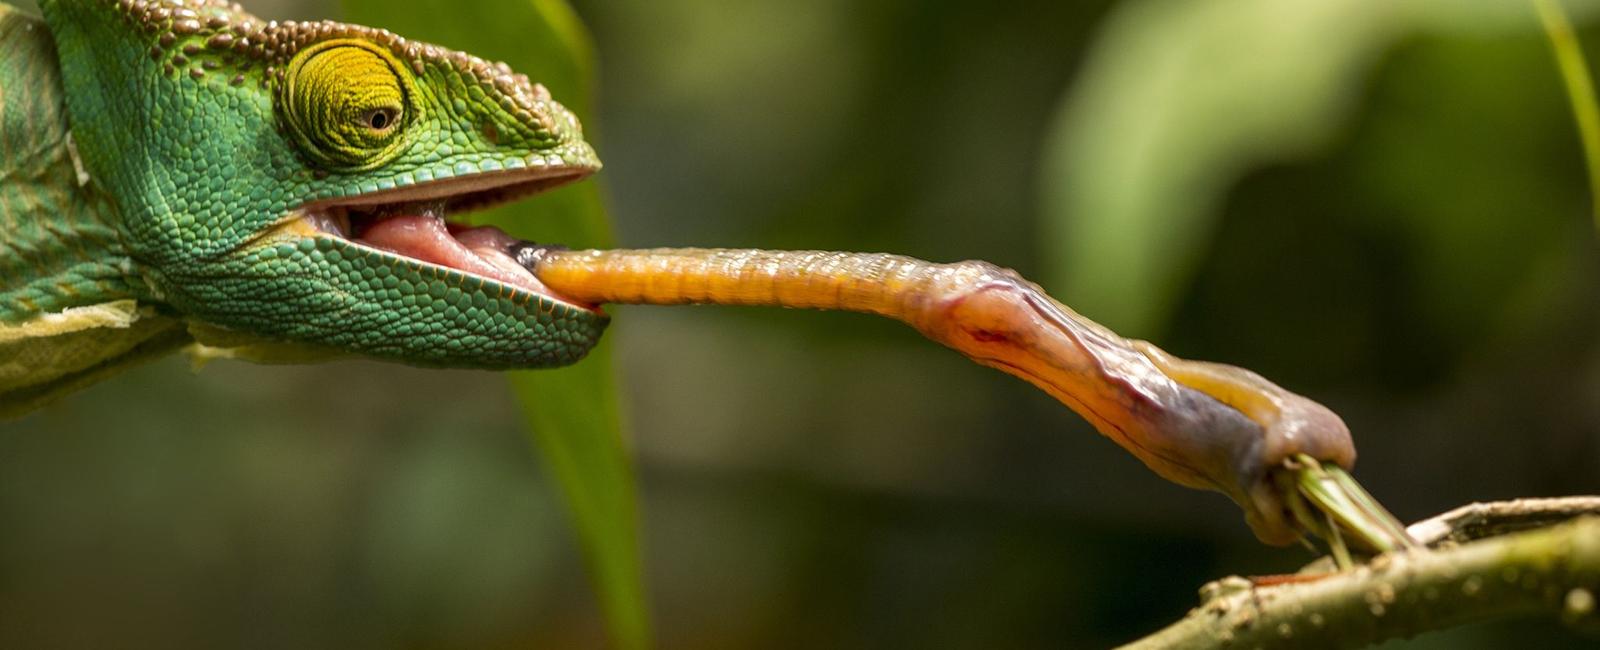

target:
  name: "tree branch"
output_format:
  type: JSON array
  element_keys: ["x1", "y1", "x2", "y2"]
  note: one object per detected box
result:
[
  {"x1": 1406, "y1": 496, "x2": 1600, "y2": 546},
  {"x1": 1120, "y1": 497, "x2": 1600, "y2": 649}
]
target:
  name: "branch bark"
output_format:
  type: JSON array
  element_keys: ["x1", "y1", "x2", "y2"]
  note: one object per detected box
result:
[
  {"x1": 1406, "y1": 496, "x2": 1600, "y2": 546},
  {"x1": 1120, "y1": 497, "x2": 1600, "y2": 649}
]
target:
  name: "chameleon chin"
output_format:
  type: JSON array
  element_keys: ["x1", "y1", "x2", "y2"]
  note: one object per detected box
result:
[{"x1": 0, "y1": 0, "x2": 1409, "y2": 551}]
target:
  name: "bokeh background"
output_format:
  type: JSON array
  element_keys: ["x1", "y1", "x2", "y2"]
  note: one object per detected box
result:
[{"x1": 5, "y1": 0, "x2": 1600, "y2": 648}]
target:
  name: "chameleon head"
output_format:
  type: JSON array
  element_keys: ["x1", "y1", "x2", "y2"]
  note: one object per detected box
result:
[{"x1": 41, "y1": 0, "x2": 607, "y2": 368}]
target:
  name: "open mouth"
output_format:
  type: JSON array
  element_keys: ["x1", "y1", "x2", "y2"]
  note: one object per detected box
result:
[{"x1": 296, "y1": 166, "x2": 597, "y2": 311}]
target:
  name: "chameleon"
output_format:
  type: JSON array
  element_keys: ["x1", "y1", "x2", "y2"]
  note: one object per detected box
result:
[{"x1": 0, "y1": 0, "x2": 1410, "y2": 551}]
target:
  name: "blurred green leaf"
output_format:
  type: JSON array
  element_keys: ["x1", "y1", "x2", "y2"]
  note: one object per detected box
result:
[
  {"x1": 1535, "y1": 0, "x2": 1600, "y2": 231},
  {"x1": 336, "y1": 1, "x2": 647, "y2": 648},
  {"x1": 1038, "y1": 0, "x2": 1575, "y2": 338}
]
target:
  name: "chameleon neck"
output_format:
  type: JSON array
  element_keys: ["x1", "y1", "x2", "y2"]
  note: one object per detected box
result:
[{"x1": 0, "y1": 5, "x2": 145, "y2": 323}]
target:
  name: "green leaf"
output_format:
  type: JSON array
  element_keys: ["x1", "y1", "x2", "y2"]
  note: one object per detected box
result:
[
  {"x1": 1037, "y1": 0, "x2": 1576, "y2": 338},
  {"x1": 335, "y1": 1, "x2": 647, "y2": 648},
  {"x1": 1534, "y1": 0, "x2": 1600, "y2": 232}
]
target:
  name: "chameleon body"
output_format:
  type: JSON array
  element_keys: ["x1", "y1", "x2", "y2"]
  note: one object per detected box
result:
[{"x1": 0, "y1": 0, "x2": 1398, "y2": 547}]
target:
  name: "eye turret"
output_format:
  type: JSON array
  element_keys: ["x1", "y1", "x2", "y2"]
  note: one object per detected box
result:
[{"x1": 279, "y1": 39, "x2": 414, "y2": 170}]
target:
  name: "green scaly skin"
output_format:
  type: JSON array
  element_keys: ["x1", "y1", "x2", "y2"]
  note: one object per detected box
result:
[{"x1": 1, "y1": 0, "x2": 607, "y2": 415}]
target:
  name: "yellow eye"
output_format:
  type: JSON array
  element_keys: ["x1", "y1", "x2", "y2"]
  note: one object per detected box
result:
[{"x1": 279, "y1": 39, "x2": 414, "y2": 170}]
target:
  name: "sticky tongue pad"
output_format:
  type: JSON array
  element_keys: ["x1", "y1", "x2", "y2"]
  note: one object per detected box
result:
[{"x1": 357, "y1": 215, "x2": 568, "y2": 301}]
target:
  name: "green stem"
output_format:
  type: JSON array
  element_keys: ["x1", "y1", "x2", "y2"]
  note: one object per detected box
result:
[{"x1": 1534, "y1": 0, "x2": 1600, "y2": 232}]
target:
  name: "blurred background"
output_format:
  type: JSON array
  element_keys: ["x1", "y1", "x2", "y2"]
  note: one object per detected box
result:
[{"x1": 4, "y1": 0, "x2": 1600, "y2": 648}]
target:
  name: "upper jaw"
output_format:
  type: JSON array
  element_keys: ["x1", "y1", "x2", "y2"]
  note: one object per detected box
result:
[
  {"x1": 303, "y1": 164, "x2": 597, "y2": 214},
  {"x1": 293, "y1": 163, "x2": 601, "y2": 312}
]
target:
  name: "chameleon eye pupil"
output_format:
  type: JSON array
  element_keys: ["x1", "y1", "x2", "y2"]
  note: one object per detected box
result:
[{"x1": 369, "y1": 109, "x2": 390, "y2": 130}]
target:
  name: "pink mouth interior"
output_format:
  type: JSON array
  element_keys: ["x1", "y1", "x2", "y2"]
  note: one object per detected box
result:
[{"x1": 352, "y1": 214, "x2": 591, "y2": 309}]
